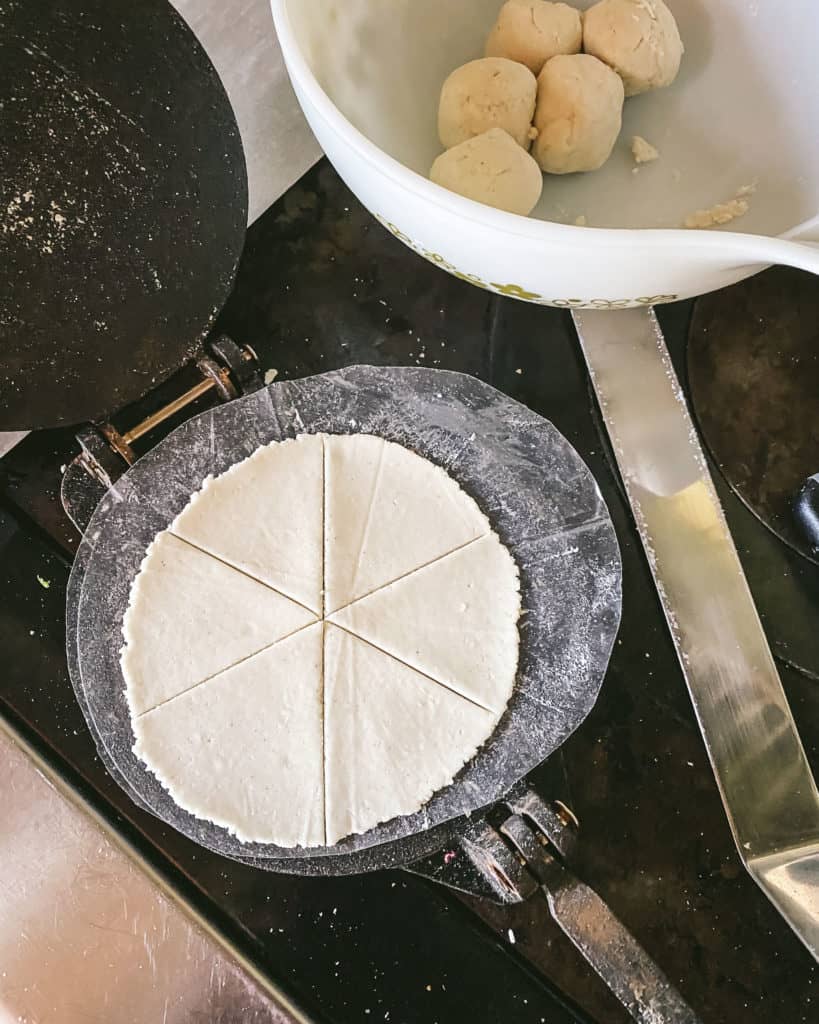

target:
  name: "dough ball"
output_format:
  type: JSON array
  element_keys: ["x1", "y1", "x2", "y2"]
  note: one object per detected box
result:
[
  {"x1": 485, "y1": 1, "x2": 582, "y2": 75},
  {"x1": 438, "y1": 57, "x2": 537, "y2": 150},
  {"x1": 583, "y1": 0, "x2": 683, "y2": 96},
  {"x1": 533, "y1": 54, "x2": 624, "y2": 174},
  {"x1": 430, "y1": 128, "x2": 543, "y2": 216}
]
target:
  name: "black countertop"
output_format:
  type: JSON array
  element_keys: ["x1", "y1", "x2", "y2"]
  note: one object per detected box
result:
[{"x1": 1, "y1": 159, "x2": 817, "y2": 1024}]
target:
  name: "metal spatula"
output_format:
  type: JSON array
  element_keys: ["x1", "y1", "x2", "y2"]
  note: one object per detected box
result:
[{"x1": 573, "y1": 306, "x2": 819, "y2": 961}]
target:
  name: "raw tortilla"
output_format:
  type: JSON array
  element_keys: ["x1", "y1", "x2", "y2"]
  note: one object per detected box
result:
[
  {"x1": 122, "y1": 531, "x2": 317, "y2": 715},
  {"x1": 170, "y1": 434, "x2": 324, "y2": 614},
  {"x1": 328, "y1": 534, "x2": 520, "y2": 713},
  {"x1": 133, "y1": 623, "x2": 325, "y2": 848},
  {"x1": 324, "y1": 433, "x2": 489, "y2": 613},
  {"x1": 323, "y1": 624, "x2": 498, "y2": 844},
  {"x1": 125, "y1": 433, "x2": 521, "y2": 847}
]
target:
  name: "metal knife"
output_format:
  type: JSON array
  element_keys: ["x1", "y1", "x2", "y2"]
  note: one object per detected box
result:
[{"x1": 573, "y1": 306, "x2": 819, "y2": 960}]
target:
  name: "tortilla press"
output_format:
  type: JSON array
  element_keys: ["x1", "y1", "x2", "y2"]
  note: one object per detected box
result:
[
  {"x1": 1, "y1": 3, "x2": 700, "y2": 1020},
  {"x1": 66, "y1": 364, "x2": 700, "y2": 1023}
]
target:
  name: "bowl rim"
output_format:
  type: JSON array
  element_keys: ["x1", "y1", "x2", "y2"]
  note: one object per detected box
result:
[{"x1": 270, "y1": 0, "x2": 813, "y2": 257}]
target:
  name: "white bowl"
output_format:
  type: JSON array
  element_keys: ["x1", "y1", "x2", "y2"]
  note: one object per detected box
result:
[{"x1": 272, "y1": 0, "x2": 819, "y2": 307}]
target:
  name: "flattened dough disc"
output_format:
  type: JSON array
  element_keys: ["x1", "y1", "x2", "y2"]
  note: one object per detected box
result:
[
  {"x1": 133, "y1": 623, "x2": 325, "y2": 848},
  {"x1": 324, "y1": 434, "x2": 490, "y2": 613},
  {"x1": 323, "y1": 624, "x2": 498, "y2": 844},
  {"x1": 328, "y1": 534, "x2": 520, "y2": 713},
  {"x1": 125, "y1": 433, "x2": 521, "y2": 847},
  {"x1": 171, "y1": 434, "x2": 324, "y2": 614},
  {"x1": 122, "y1": 532, "x2": 317, "y2": 715}
]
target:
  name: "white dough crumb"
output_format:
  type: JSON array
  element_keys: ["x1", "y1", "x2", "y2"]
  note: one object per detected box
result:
[
  {"x1": 574, "y1": 214, "x2": 588, "y2": 227},
  {"x1": 735, "y1": 181, "x2": 758, "y2": 198},
  {"x1": 683, "y1": 188, "x2": 752, "y2": 230},
  {"x1": 631, "y1": 135, "x2": 660, "y2": 164},
  {"x1": 264, "y1": 368, "x2": 279, "y2": 385}
]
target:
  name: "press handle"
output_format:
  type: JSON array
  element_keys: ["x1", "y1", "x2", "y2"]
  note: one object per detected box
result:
[
  {"x1": 412, "y1": 789, "x2": 702, "y2": 1023},
  {"x1": 406, "y1": 791, "x2": 701, "y2": 1021},
  {"x1": 543, "y1": 861, "x2": 700, "y2": 1024},
  {"x1": 499, "y1": 805, "x2": 702, "y2": 1024}
]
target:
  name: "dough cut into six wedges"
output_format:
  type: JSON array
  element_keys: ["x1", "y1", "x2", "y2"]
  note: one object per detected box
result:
[{"x1": 121, "y1": 434, "x2": 521, "y2": 847}]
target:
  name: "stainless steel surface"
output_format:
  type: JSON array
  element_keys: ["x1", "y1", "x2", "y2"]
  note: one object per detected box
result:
[
  {"x1": 0, "y1": 716, "x2": 309, "y2": 1024},
  {"x1": 573, "y1": 306, "x2": 819, "y2": 961}
]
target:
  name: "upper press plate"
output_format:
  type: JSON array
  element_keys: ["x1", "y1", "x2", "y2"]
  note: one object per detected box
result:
[{"x1": 0, "y1": 0, "x2": 247, "y2": 428}]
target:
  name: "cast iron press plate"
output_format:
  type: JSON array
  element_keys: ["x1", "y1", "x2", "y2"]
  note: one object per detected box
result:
[
  {"x1": 0, "y1": 0, "x2": 247, "y2": 429},
  {"x1": 67, "y1": 366, "x2": 621, "y2": 874}
]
